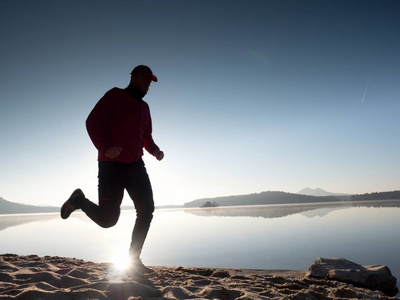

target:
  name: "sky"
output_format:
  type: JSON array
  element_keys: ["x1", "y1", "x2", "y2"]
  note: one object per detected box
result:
[{"x1": 1, "y1": 0, "x2": 399, "y2": 207}]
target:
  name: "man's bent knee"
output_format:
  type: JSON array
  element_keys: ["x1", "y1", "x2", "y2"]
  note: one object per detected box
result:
[
  {"x1": 99, "y1": 207, "x2": 120, "y2": 228},
  {"x1": 98, "y1": 215, "x2": 119, "y2": 228}
]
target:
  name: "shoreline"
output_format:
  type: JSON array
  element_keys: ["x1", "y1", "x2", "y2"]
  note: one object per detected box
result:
[
  {"x1": 1, "y1": 198, "x2": 399, "y2": 216},
  {"x1": 0, "y1": 254, "x2": 398, "y2": 299},
  {"x1": 1, "y1": 199, "x2": 399, "y2": 218}
]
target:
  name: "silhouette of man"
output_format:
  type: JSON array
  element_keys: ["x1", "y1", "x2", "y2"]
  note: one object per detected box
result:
[{"x1": 61, "y1": 65, "x2": 164, "y2": 273}]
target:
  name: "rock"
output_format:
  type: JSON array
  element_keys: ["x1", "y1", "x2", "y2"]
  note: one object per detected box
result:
[{"x1": 306, "y1": 257, "x2": 399, "y2": 296}]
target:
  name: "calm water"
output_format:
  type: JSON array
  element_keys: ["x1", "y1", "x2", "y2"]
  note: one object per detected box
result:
[{"x1": 1, "y1": 200, "x2": 399, "y2": 284}]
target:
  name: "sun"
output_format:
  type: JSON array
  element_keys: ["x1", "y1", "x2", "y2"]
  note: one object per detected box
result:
[{"x1": 111, "y1": 252, "x2": 131, "y2": 271}]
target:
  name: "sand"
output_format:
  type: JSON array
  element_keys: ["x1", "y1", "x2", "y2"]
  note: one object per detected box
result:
[{"x1": 0, "y1": 254, "x2": 398, "y2": 300}]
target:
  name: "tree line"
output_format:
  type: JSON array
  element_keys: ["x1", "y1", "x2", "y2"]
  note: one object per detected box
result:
[{"x1": 351, "y1": 191, "x2": 400, "y2": 201}]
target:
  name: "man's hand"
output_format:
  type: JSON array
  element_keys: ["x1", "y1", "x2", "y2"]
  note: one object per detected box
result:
[
  {"x1": 153, "y1": 149, "x2": 164, "y2": 161},
  {"x1": 105, "y1": 146, "x2": 122, "y2": 159}
]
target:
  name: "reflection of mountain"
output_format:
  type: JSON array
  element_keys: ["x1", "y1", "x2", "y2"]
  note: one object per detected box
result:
[
  {"x1": 299, "y1": 206, "x2": 351, "y2": 218},
  {"x1": 184, "y1": 202, "x2": 353, "y2": 219},
  {"x1": 184, "y1": 200, "x2": 400, "y2": 219},
  {"x1": 0, "y1": 197, "x2": 59, "y2": 214},
  {"x1": 0, "y1": 213, "x2": 60, "y2": 231}
]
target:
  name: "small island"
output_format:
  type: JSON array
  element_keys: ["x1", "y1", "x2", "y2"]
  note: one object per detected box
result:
[{"x1": 200, "y1": 201, "x2": 219, "y2": 208}]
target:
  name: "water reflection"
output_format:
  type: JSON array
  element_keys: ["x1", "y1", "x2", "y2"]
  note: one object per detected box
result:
[
  {"x1": 351, "y1": 200, "x2": 400, "y2": 208},
  {"x1": 0, "y1": 214, "x2": 59, "y2": 231},
  {"x1": 1, "y1": 200, "x2": 399, "y2": 232},
  {"x1": 183, "y1": 200, "x2": 400, "y2": 219}
]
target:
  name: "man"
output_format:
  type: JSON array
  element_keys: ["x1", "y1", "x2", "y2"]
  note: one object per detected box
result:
[{"x1": 60, "y1": 65, "x2": 164, "y2": 273}]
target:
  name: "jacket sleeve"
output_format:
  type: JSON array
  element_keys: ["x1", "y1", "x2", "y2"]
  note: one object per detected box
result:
[
  {"x1": 86, "y1": 89, "x2": 115, "y2": 154},
  {"x1": 142, "y1": 102, "x2": 160, "y2": 155}
]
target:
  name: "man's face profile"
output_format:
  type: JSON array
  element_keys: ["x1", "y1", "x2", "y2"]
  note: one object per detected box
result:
[{"x1": 132, "y1": 73, "x2": 153, "y2": 93}]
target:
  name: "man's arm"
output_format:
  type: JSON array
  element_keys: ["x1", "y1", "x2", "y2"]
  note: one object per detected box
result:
[
  {"x1": 142, "y1": 102, "x2": 164, "y2": 161},
  {"x1": 86, "y1": 89, "x2": 116, "y2": 154}
]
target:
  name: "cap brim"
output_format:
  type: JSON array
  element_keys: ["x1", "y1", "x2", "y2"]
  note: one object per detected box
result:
[{"x1": 152, "y1": 75, "x2": 158, "y2": 82}]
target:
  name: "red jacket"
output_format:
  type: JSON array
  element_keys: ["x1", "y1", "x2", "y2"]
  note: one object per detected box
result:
[{"x1": 86, "y1": 87, "x2": 159, "y2": 163}]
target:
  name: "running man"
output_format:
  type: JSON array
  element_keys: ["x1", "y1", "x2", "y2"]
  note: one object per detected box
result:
[{"x1": 61, "y1": 65, "x2": 164, "y2": 273}]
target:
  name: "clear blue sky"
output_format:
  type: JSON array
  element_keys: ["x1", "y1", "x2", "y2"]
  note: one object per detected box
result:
[{"x1": 1, "y1": 0, "x2": 399, "y2": 207}]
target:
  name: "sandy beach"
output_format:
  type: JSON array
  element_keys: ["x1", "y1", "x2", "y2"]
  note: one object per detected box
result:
[{"x1": 0, "y1": 254, "x2": 398, "y2": 299}]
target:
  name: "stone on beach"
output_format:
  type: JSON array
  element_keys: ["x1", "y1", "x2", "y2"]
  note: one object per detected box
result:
[{"x1": 306, "y1": 257, "x2": 399, "y2": 296}]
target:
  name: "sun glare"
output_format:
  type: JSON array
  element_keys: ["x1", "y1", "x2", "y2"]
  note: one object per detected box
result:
[{"x1": 111, "y1": 252, "x2": 131, "y2": 271}]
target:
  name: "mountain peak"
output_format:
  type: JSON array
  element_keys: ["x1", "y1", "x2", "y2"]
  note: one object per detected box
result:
[{"x1": 297, "y1": 188, "x2": 347, "y2": 197}]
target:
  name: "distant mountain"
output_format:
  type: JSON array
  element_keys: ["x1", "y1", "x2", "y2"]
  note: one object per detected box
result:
[
  {"x1": 184, "y1": 191, "x2": 350, "y2": 208},
  {"x1": 0, "y1": 197, "x2": 59, "y2": 214},
  {"x1": 297, "y1": 187, "x2": 349, "y2": 197}
]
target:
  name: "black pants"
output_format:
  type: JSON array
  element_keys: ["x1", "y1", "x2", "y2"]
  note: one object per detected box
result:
[{"x1": 78, "y1": 159, "x2": 154, "y2": 258}]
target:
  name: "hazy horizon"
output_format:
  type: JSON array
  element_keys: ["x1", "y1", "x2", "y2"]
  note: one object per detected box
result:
[
  {"x1": 1, "y1": 1, "x2": 399, "y2": 207},
  {"x1": 1, "y1": 187, "x2": 397, "y2": 208}
]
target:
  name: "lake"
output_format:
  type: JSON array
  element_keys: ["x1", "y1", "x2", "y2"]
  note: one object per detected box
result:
[{"x1": 1, "y1": 200, "x2": 399, "y2": 286}]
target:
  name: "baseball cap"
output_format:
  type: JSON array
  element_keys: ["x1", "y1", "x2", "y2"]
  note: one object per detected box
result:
[{"x1": 130, "y1": 65, "x2": 158, "y2": 82}]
